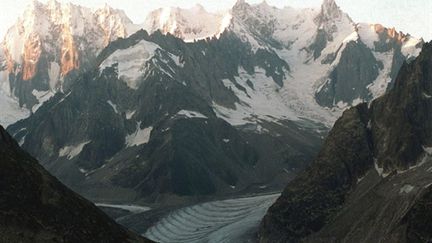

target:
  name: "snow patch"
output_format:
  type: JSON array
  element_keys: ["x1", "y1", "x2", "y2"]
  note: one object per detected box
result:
[
  {"x1": 374, "y1": 159, "x2": 390, "y2": 178},
  {"x1": 107, "y1": 100, "x2": 119, "y2": 114},
  {"x1": 357, "y1": 23, "x2": 379, "y2": 49},
  {"x1": 367, "y1": 51, "x2": 393, "y2": 99},
  {"x1": 0, "y1": 71, "x2": 11, "y2": 95},
  {"x1": 176, "y1": 110, "x2": 208, "y2": 119},
  {"x1": 125, "y1": 122, "x2": 153, "y2": 147},
  {"x1": 343, "y1": 31, "x2": 359, "y2": 43},
  {"x1": 59, "y1": 141, "x2": 91, "y2": 160},
  {"x1": 399, "y1": 184, "x2": 415, "y2": 194},
  {"x1": 48, "y1": 62, "x2": 60, "y2": 90},
  {"x1": 401, "y1": 37, "x2": 422, "y2": 59},
  {"x1": 32, "y1": 90, "x2": 55, "y2": 113},
  {"x1": 100, "y1": 40, "x2": 160, "y2": 89},
  {"x1": 126, "y1": 110, "x2": 136, "y2": 120},
  {"x1": 0, "y1": 89, "x2": 30, "y2": 126},
  {"x1": 424, "y1": 147, "x2": 432, "y2": 155}
]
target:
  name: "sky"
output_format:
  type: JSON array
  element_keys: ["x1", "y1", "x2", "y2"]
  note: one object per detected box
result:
[{"x1": 0, "y1": 0, "x2": 431, "y2": 41}]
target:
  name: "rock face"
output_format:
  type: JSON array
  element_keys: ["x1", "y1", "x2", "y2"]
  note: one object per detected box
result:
[
  {"x1": 315, "y1": 39, "x2": 382, "y2": 107},
  {"x1": 0, "y1": 125, "x2": 151, "y2": 242},
  {"x1": 258, "y1": 42, "x2": 432, "y2": 243}
]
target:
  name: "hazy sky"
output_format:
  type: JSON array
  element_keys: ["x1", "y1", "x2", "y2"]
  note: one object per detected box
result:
[{"x1": 0, "y1": 0, "x2": 431, "y2": 40}]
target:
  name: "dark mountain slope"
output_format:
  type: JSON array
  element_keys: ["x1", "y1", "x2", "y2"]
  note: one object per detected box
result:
[
  {"x1": 0, "y1": 125, "x2": 151, "y2": 243},
  {"x1": 8, "y1": 30, "x2": 322, "y2": 204},
  {"x1": 259, "y1": 42, "x2": 432, "y2": 242}
]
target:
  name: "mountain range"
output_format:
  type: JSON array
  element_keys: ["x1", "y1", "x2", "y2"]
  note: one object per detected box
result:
[
  {"x1": 0, "y1": 0, "x2": 424, "y2": 206},
  {"x1": 0, "y1": 0, "x2": 430, "y2": 241}
]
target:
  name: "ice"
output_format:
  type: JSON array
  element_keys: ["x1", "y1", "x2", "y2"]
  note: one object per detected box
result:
[
  {"x1": 95, "y1": 203, "x2": 151, "y2": 214},
  {"x1": 145, "y1": 194, "x2": 280, "y2": 243}
]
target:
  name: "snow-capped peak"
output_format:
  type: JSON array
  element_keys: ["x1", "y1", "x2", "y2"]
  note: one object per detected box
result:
[
  {"x1": 1, "y1": 0, "x2": 139, "y2": 81},
  {"x1": 143, "y1": 5, "x2": 231, "y2": 42}
]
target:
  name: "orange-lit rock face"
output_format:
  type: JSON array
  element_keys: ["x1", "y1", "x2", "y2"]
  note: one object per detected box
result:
[
  {"x1": 3, "y1": 34, "x2": 43, "y2": 81},
  {"x1": 22, "y1": 34, "x2": 42, "y2": 80},
  {"x1": 3, "y1": 48, "x2": 15, "y2": 74},
  {"x1": 373, "y1": 24, "x2": 407, "y2": 43},
  {"x1": 60, "y1": 27, "x2": 79, "y2": 76}
]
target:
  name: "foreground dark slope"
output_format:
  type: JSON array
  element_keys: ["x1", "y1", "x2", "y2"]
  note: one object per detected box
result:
[
  {"x1": 0, "y1": 126, "x2": 151, "y2": 242},
  {"x1": 259, "y1": 42, "x2": 432, "y2": 242}
]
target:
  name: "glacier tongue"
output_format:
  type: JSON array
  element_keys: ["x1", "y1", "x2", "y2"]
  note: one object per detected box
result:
[{"x1": 145, "y1": 194, "x2": 280, "y2": 243}]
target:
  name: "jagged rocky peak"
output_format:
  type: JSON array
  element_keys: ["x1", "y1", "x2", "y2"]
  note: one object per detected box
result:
[
  {"x1": 2, "y1": 0, "x2": 137, "y2": 73},
  {"x1": 0, "y1": 0, "x2": 139, "y2": 109},
  {"x1": 373, "y1": 24, "x2": 408, "y2": 42},
  {"x1": 232, "y1": 0, "x2": 250, "y2": 11},
  {"x1": 314, "y1": 0, "x2": 354, "y2": 35},
  {"x1": 319, "y1": 0, "x2": 343, "y2": 21},
  {"x1": 95, "y1": 4, "x2": 138, "y2": 45}
]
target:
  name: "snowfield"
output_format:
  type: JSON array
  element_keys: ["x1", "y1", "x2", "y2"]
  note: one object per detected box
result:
[
  {"x1": 100, "y1": 40, "x2": 160, "y2": 89},
  {"x1": 144, "y1": 194, "x2": 280, "y2": 243},
  {"x1": 0, "y1": 89, "x2": 30, "y2": 127}
]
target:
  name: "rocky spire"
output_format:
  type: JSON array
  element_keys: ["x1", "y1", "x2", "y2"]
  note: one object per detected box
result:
[
  {"x1": 318, "y1": 0, "x2": 343, "y2": 22},
  {"x1": 232, "y1": 0, "x2": 250, "y2": 12}
]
